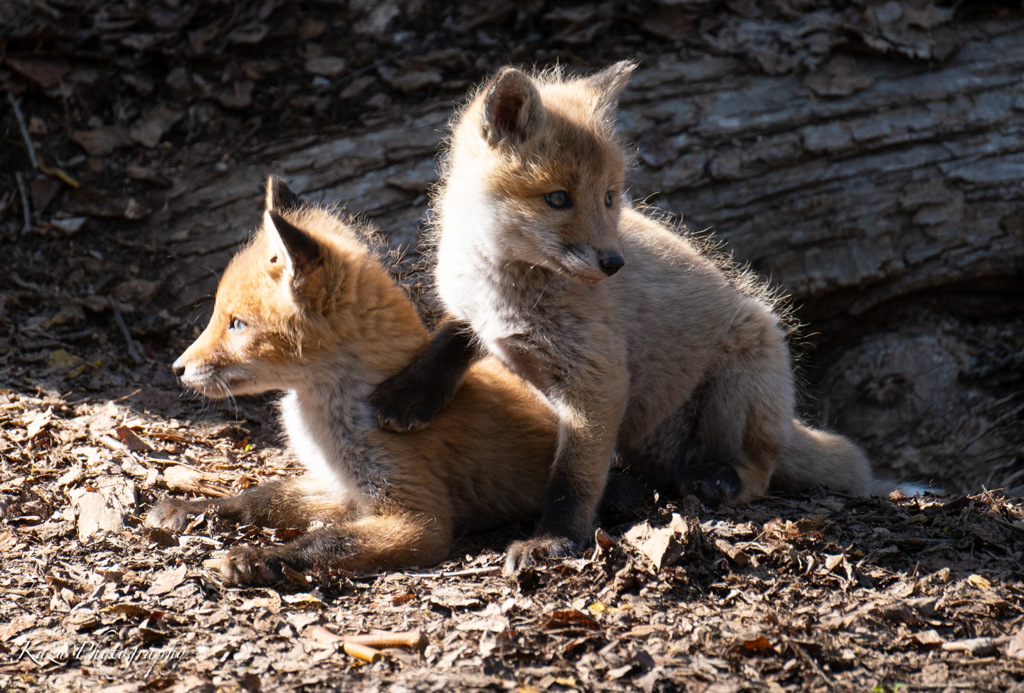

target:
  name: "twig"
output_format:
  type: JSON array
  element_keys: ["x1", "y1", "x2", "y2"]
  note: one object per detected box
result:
[
  {"x1": 342, "y1": 641, "x2": 384, "y2": 663},
  {"x1": 14, "y1": 171, "x2": 32, "y2": 233},
  {"x1": 8, "y1": 92, "x2": 39, "y2": 170},
  {"x1": 787, "y1": 640, "x2": 833, "y2": 687},
  {"x1": 405, "y1": 565, "x2": 499, "y2": 578},
  {"x1": 344, "y1": 630, "x2": 427, "y2": 651},
  {"x1": 107, "y1": 295, "x2": 144, "y2": 365},
  {"x1": 957, "y1": 401, "x2": 1024, "y2": 454},
  {"x1": 66, "y1": 388, "x2": 142, "y2": 406}
]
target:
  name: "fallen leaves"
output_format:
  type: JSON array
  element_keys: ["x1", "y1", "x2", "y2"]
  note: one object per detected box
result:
[
  {"x1": 5, "y1": 57, "x2": 70, "y2": 89},
  {"x1": 129, "y1": 106, "x2": 184, "y2": 148},
  {"x1": 539, "y1": 609, "x2": 601, "y2": 633},
  {"x1": 68, "y1": 474, "x2": 135, "y2": 540},
  {"x1": 70, "y1": 127, "x2": 132, "y2": 157},
  {"x1": 623, "y1": 512, "x2": 695, "y2": 569},
  {"x1": 305, "y1": 56, "x2": 347, "y2": 78},
  {"x1": 146, "y1": 564, "x2": 188, "y2": 596}
]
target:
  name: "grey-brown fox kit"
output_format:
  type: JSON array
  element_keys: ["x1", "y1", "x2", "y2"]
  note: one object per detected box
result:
[
  {"x1": 147, "y1": 177, "x2": 557, "y2": 585},
  {"x1": 372, "y1": 62, "x2": 882, "y2": 572}
]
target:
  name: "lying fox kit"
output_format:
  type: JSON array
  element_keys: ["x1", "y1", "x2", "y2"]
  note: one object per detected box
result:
[
  {"x1": 373, "y1": 62, "x2": 893, "y2": 572},
  {"x1": 148, "y1": 176, "x2": 557, "y2": 585}
]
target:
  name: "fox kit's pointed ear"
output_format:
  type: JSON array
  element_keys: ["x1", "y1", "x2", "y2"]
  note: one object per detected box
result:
[
  {"x1": 481, "y1": 67, "x2": 543, "y2": 147},
  {"x1": 266, "y1": 175, "x2": 303, "y2": 213},
  {"x1": 587, "y1": 61, "x2": 636, "y2": 137},
  {"x1": 264, "y1": 209, "x2": 320, "y2": 278}
]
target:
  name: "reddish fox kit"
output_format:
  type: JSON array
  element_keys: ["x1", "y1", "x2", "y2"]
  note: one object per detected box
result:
[
  {"x1": 372, "y1": 62, "x2": 880, "y2": 572},
  {"x1": 147, "y1": 177, "x2": 557, "y2": 585}
]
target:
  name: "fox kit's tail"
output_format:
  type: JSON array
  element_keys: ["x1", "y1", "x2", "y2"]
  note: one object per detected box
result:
[
  {"x1": 772, "y1": 422, "x2": 932, "y2": 497},
  {"x1": 771, "y1": 421, "x2": 872, "y2": 496}
]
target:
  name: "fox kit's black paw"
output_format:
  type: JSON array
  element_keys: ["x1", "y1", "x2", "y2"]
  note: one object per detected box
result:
[
  {"x1": 503, "y1": 534, "x2": 580, "y2": 575},
  {"x1": 371, "y1": 318, "x2": 477, "y2": 431},
  {"x1": 687, "y1": 466, "x2": 743, "y2": 508},
  {"x1": 145, "y1": 498, "x2": 206, "y2": 533},
  {"x1": 370, "y1": 372, "x2": 448, "y2": 432},
  {"x1": 220, "y1": 545, "x2": 288, "y2": 586}
]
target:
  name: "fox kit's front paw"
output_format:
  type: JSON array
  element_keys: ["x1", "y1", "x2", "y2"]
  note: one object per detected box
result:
[
  {"x1": 220, "y1": 545, "x2": 288, "y2": 586},
  {"x1": 503, "y1": 534, "x2": 579, "y2": 575},
  {"x1": 145, "y1": 498, "x2": 204, "y2": 533}
]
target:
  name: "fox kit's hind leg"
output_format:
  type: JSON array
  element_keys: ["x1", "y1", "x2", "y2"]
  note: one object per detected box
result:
[
  {"x1": 221, "y1": 512, "x2": 453, "y2": 585},
  {"x1": 683, "y1": 310, "x2": 793, "y2": 505},
  {"x1": 149, "y1": 481, "x2": 455, "y2": 586},
  {"x1": 146, "y1": 477, "x2": 355, "y2": 533}
]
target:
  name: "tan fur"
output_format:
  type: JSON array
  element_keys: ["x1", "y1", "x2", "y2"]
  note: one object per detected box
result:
[
  {"x1": 148, "y1": 177, "x2": 556, "y2": 584},
  {"x1": 430, "y1": 63, "x2": 875, "y2": 568}
]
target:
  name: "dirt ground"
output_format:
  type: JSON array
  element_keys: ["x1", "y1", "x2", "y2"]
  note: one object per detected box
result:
[{"x1": 2, "y1": 1, "x2": 1024, "y2": 691}]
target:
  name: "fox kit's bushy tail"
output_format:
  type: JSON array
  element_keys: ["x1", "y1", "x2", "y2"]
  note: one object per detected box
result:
[
  {"x1": 771, "y1": 422, "x2": 871, "y2": 495},
  {"x1": 773, "y1": 423, "x2": 932, "y2": 497}
]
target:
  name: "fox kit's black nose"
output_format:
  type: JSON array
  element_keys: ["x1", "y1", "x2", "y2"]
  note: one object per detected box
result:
[
  {"x1": 599, "y1": 254, "x2": 625, "y2": 276},
  {"x1": 172, "y1": 363, "x2": 185, "y2": 377}
]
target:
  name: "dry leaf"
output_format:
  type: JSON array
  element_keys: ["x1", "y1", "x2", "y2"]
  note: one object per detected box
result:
[
  {"x1": 163, "y1": 465, "x2": 230, "y2": 497},
  {"x1": 908, "y1": 629, "x2": 944, "y2": 649},
  {"x1": 69, "y1": 475, "x2": 135, "y2": 540},
  {"x1": 540, "y1": 609, "x2": 600, "y2": 632},
  {"x1": 738, "y1": 635, "x2": 776, "y2": 655},
  {"x1": 129, "y1": 106, "x2": 183, "y2": 148},
  {"x1": 147, "y1": 563, "x2": 188, "y2": 596},
  {"x1": 966, "y1": 574, "x2": 992, "y2": 590},
  {"x1": 942, "y1": 637, "x2": 1000, "y2": 656},
  {"x1": 215, "y1": 80, "x2": 255, "y2": 109},
  {"x1": 305, "y1": 57, "x2": 347, "y2": 78},
  {"x1": 6, "y1": 57, "x2": 70, "y2": 88},
  {"x1": 115, "y1": 425, "x2": 152, "y2": 452},
  {"x1": 715, "y1": 538, "x2": 751, "y2": 567},
  {"x1": 70, "y1": 127, "x2": 132, "y2": 156}
]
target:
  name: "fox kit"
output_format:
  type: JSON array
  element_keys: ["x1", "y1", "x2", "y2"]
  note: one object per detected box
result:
[
  {"x1": 372, "y1": 62, "x2": 878, "y2": 572},
  {"x1": 147, "y1": 176, "x2": 557, "y2": 585}
]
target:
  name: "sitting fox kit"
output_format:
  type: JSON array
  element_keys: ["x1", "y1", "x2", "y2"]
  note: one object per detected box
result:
[
  {"x1": 373, "y1": 61, "x2": 876, "y2": 571},
  {"x1": 148, "y1": 177, "x2": 557, "y2": 585}
]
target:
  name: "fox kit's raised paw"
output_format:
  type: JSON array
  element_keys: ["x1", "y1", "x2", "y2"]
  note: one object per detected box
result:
[
  {"x1": 370, "y1": 371, "x2": 451, "y2": 432},
  {"x1": 503, "y1": 534, "x2": 580, "y2": 575},
  {"x1": 370, "y1": 318, "x2": 479, "y2": 432}
]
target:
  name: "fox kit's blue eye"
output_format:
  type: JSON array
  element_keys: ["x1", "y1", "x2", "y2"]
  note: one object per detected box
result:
[
  {"x1": 229, "y1": 317, "x2": 248, "y2": 332},
  {"x1": 605, "y1": 191, "x2": 615, "y2": 208},
  {"x1": 544, "y1": 191, "x2": 572, "y2": 209}
]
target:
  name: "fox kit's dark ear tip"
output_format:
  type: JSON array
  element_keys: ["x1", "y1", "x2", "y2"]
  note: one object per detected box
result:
[
  {"x1": 484, "y1": 67, "x2": 534, "y2": 105},
  {"x1": 266, "y1": 175, "x2": 303, "y2": 213},
  {"x1": 591, "y1": 61, "x2": 637, "y2": 92},
  {"x1": 266, "y1": 208, "x2": 321, "y2": 271},
  {"x1": 482, "y1": 67, "x2": 540, "y2": 146},
  {"x1": 490, "y1": 65, "x2": 526, "y2": 82}
]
